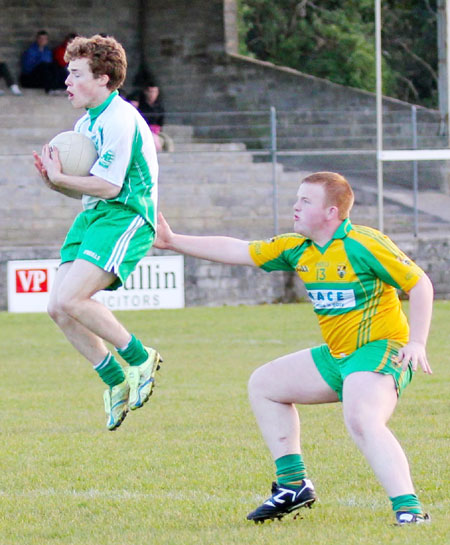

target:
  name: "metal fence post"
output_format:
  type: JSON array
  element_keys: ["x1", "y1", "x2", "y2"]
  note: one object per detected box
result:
[
  {"x1": 270, "y1": 106, "x2": 278, "y2": 234},
  {"x1": 375, "y1": 0, "x2": 384, "y2": 232},
  {"x1": 411, "y1": 105, "x2": 419, "y2": 237}
]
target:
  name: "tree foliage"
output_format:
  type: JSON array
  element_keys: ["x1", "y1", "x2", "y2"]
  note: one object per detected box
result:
[{"x1": 238, "y1": 0, "x2": 437, "y2": 107}]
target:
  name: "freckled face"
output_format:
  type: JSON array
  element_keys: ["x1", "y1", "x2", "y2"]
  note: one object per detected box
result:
[
  {"x1": 292, "y1": 183, "x2": 329, "y2": 237},
  {"x1": 65, "y1": 58, "x2": 108, "y2": 109}
]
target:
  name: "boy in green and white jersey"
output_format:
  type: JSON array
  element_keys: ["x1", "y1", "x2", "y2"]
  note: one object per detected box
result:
[
  {"x1": 34, "y1": 35, "x2": 162, "y2": 431},
  {"x1": 75, "y1": 89, "x2": 159, "y2": 225}
]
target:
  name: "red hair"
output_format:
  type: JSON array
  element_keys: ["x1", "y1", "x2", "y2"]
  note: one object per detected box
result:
[
  {"x1": 65, "y1": 34, "x2": 127, "y2": 90},
  {"x1": 301, "y1": 172, "x2": 354, "y2": 220}
]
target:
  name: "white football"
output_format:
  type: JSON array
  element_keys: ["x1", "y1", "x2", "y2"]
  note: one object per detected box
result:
[{"x1": 49, "y1": 131, "x2": 98, "y2": 176}]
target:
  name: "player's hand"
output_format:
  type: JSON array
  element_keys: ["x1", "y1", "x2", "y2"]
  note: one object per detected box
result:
[
  {"x1": 154, "y1": 212, "x2": 174, "y2": 249},
  {"x1": 396, "y1": 341, "x2": 433, "y2": 374},
  {"x1": 33, "y1": 149, "x2": 57, "y2": 190},
  {"x1": 39, "y1": 144, "x2": 63, "y2": 183},
  {"x1": 33, "y1": 150, "x2": 47, "y2": 177}
]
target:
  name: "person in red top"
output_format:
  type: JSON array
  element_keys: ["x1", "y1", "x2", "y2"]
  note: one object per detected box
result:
[{"x1": 53, "y1": 33, "x2": 78, "y2": 68}]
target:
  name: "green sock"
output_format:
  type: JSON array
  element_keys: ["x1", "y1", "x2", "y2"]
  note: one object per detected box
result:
[
  {"x1": 117, "y1": 334, "x2": 148, "y2": 366},
  {"x1": 275, "y1": 454, "x2": 307, "y2": 487},
  {"x1": 94, "y1": 353, "x2": 125, "y2": 387},
  {"x1": 390, "y1": 494, "x2": 423, "y2": 515}
]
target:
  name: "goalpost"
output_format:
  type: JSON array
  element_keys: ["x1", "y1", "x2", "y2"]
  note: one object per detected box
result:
[{"x1": 375, "y1": 0, "x2": 450, "y2": 232}]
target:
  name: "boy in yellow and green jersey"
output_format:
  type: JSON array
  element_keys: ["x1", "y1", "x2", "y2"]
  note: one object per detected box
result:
[
  {"x1": 250, "y1": 219, "x2": 423, "y2": 395},
  {"x1": 154, "y1": 171, "x2": 433, "y2": 526}
]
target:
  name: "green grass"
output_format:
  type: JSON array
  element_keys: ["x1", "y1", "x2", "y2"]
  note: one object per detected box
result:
[{"x1": 0, "y1": 302, "x2": 449, "y2": 545}]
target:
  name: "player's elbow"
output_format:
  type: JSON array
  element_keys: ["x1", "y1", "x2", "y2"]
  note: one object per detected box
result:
[{"x1": 104, "y1": 183, "x2": 121, "y2": 199}]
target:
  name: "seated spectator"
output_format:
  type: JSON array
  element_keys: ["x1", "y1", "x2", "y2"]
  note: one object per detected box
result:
[
  {"x1": 53, "y1": 32, "x2": 78, "y2": 68},
  {"x1": 0, "y1": 60, "x2": 22, "y2": 95},
  {"x1": 20, "y1": 30, "x2": 67, "y2": 95},
  {"x1": 127, "y1": 89, "x2": 140, "y2": 109},
  {"x1": 127, "y1": 84, "x2": 173, "y2": 152}
]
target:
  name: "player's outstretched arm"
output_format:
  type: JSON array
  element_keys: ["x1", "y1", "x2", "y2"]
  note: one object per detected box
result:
[
  {"x1": 154, "y1": 212, "x2": 256, "y2": 266},
  {"x1": 396, "y1": 274, "x2": 434, "y2": 374}
]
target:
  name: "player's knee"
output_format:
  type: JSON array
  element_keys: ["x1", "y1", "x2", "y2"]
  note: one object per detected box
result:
[
  {"x1": 344, "y1": 412, "x2": 364, "y2": 438},
  {"x1": 59, "y1": 294, "x2": 79, "y2": 318},
  {"x1": 344, "y1": 408, "x2": 374, "y2": 440},
  {"x1": 50, "y1": 292, "x2": 79, "y2": 321},
  {"x1": 248, "y1": 365, "x2": 269, "y2": 399},
  {"x1": 47, "y1": 297, "x2": 68, "y2": 324},
  {"x1": 47, "y1": 299, "x2": 58, "y2": 322}
]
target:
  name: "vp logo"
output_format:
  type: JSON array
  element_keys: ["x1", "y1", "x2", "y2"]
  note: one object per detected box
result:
[{"x1": 15, "y1": 269, "x2": 48, "y2": 293}]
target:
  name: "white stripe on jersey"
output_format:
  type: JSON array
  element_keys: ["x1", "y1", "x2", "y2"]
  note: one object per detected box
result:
[{"x1": 105, "y1": 215, "x2": 146, "y2": 274}]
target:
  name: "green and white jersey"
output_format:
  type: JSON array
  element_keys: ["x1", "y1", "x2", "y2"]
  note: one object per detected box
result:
[{"x1": 74, "y1": 91, "x2": 158, "y2": 229}]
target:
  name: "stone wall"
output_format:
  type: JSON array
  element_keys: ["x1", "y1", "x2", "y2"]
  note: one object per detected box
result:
[
  {"x1": 394, "y1": 236, "x2": 450, "y2": 300},
  {"x1": 0, "y1": 0, "x2": 428, "y2": 115},
  {"x1": 0, "y1": 0, "x2": 227, "y2": 93},
  {"x1": 0, "y1": 0, "x2": 140, "y2": 87},
  {"x1": 1, "y1": 235, "x2": 449, "y2": 312}
]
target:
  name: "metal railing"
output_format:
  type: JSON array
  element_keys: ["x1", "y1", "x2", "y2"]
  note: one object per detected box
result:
[
  {"x1": 2, "y1": 106, "x2": 449, "y2": 238},
  {"x1": 155, "y1": 106, "x2": 449, "y2": 236}
]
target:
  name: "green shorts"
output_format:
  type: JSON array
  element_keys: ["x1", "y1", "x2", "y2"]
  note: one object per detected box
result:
[
  {"x1": 60, "y1": 201, "x2": 154, "y2": 290},
  {"x1": 311, "y1": 339, "x2": 413, "y2": 401}
]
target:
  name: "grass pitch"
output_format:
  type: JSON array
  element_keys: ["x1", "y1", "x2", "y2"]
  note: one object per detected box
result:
[{"x1": 0, "y1": 302, "x2": 448, "y2": 545}]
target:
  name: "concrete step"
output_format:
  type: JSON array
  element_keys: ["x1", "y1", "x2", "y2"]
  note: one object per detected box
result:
[
  {"x1": 0, "y1": 90, "x2": 71, "y2": 112},
  {"x1": 192, "y1": 128, "x2": 447, "y2": 148},
  {"x1": 170, "y1": 142, "x2": 247, "y2": 152},
  {"x1": 0, "y1": 135, "x2": 249, "y2": 155},
  {"x1": 159, "y1": 149, "x2": 254, "y2": 165},
  {"x1": 191, "y1": 116, "x2": 442, "y2": 138},
  {"x1": 0, "y1": 110, "x2": 80, "y2": 130},
  {"x1": 163, "y1": 124, "x2": 194, "y2": 139},
  {"x1": 276, "y1": 122, "x2": 442, "y2": 138},
  {"x1": 276, "y1": 109, "x2": 440, "y2": 125},
  {"x1": 159, "y1": 162, "x2": 285, "y2": 178}
]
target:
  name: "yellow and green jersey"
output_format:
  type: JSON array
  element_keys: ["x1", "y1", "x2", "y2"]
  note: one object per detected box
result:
[{"x1": 249, "y1": 219, "x2": 423, "y2": 358}]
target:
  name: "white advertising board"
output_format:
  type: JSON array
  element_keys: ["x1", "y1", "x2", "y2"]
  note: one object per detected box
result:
[{"x1": 7, "y1": 256, "x2": 184, "y2": 313}]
